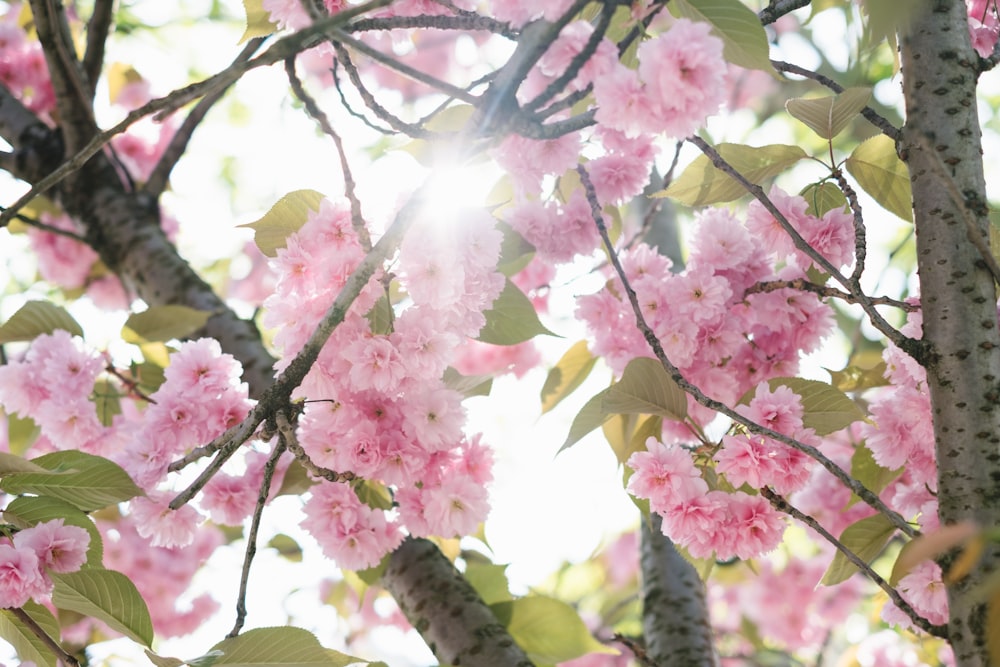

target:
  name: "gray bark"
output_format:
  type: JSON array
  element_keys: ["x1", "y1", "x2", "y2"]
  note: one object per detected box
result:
[
  {"x1": 900, "y1": 1, "x2": 1000, "y2": 665},
  {"x1": 382, "y1": 538, "x2": 535, "y2": 667},
  {"x1": 641, "y1": 516, "x2": 718, "y2": 667}
]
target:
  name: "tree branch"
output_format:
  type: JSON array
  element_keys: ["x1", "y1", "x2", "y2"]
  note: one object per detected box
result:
[
  {"x1": 10, "y1": 606, "x2": 80, "y2": 667},
  {"x1": 82, "y1": 0, "x2": 115, "y2": 97},
  {"x1": 382, "y1": 538, "x2": 535, "y2": 667},
  {"x1": 758, "y1": 0, "x2": 811, "y2": 25},
  {"x1": 640, "y1": 515, "x2": 719, "y2": 666}
]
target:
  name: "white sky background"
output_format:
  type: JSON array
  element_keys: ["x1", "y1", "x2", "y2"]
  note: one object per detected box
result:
[{"x1": 4, "y1": 0, "x2": 1000, "y2": 664}]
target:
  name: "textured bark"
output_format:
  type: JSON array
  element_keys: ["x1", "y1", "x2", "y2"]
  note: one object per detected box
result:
[
  {"x1": 640, "y1": 516, "x2": 718, "y2": 667},
  {"x1": 383, "y1": 538, "x2": 534, "y2": 667},
  {"x1": 900, "y1": 2, "x2": 1000, "y2": 665}
]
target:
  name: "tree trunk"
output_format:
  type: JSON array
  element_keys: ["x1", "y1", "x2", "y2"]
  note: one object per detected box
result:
[{"x1": 900, "y1": 2, "x2": 1000, "y2": 665}]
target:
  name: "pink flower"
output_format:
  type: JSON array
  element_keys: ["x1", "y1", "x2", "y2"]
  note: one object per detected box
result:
[
  {"x1": 129, "y1": 494, "x2": 203, "y2": 549},
  {"x1": 419, "y1": 476, "x2": 490, "y2": 537},
  {"x1": 28, "y1": 213, "x2": 100, "y2": 289},
  {"x1": 301, "y1": 482, "x2": 402, "y2": 570},
  {"x1": 345, "y1": 335, "x2": 407, "y2": 395},
  {"x1": 14, "y1": 519, "x2": 90, "y2": 574},
  {"x1": 627, "y1": 437, "x2": 708, "y2": 513},
  {"x1": 201, "y1": 473, "x2": 258, "y2": 526},
  {"x1": 723, "y1": 492, "x2": 786, "y2": 560},
  {"x1": 882, "y1": 561, "x2": 949, "y2": 628},
  {"x1": 0, "y1": 545, "x2": 47, "y2": 608}
]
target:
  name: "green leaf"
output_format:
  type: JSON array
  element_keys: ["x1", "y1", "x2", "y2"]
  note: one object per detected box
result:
[
  {"x1": 560, "y1": 389, "x2": 614, "y2": 452},
  {"x1": 671, "y1": 0, "x2": 776, "y2": 73},
  {"x1": 540, "y1": 341, "x2": 598, "y2": 414},
  {"x1": 655, "y1": 144, "x2": 807, "y2": 206},
  {"x1": 353, "y1": 480, "x2": 393, "y2": 511},
  {"x1": 4, "y1": 495, "x2": 104, "y2": 567},
  {"x1": 603, "y1": 357, "x2": 687, "y2": 421},
  {"x1": 365, "y1": 295, "x2": 394, "y2": 335},
  {"x1": 92, "y1": 378, "x2": 123, "y2": 427},
  {"x1": 0, "y1": 451, "x2": 142, "y2": 512},
  {"x1": 240, "y1": 189, "x2": 325, "y2": 257},
  {"x1": 845, "y1": 133, "x2": 913, "y2": 222},
  {"x1": 846, "y1": 444, "x2": 903, "y2": 508},
  {"x1": 0, "y1": 452, "x2": 52, "y2": 474},
  {"x1": 744, "y1": 377, "x2": 866, "y2": 436},
  {"x1": 826, "y1": 360, "x2": 890, "y2": 392},
  {"x1": 0, "y1": 601, "x2": 60, "y2": 667},
  {"x1": 477, "y1": 279, "x2": 557, "y2": 345},
  {"x1": 442, "y1": 367, "x2": 493, "y2": 398},
  {"x1": 122, "y1": 305, "x2": 212, "y2": 344},
  {"x1": 5, "y1": 413, "x2": 40, "y2": 456},
  {"x1": 602, "y1": 413, "x2": 638, "y2": 465},
  {"x1": 496, "y1": 221, "x2": 535, "y2": 277},
  {"x1": 146, "y1": 649, "x2": 226, "y2": 667},
  {"x1": 465, "y1": 561, "x2": 512, "y2": 604},
  {"x1": 0, "y1": 300, "x2": 83, "y2": 343},
  {"x1": 820, "y1": 513, "x2": 896, "y2": 585},
  {"x1": 785, "y1": 86, "x2": 872, "y2": 139},
  {"x1": 52, "y1": 569, "x2": 154, "y2": 646},
  {"x1": 134, "y1": 360, "x2": 167, "y2": 394},
  {"x1": 267, "y1": 534, "x2": 303, "y2": 562},
  {"x1": 491, "y1": 596, "x2": 618, "y2": 663},
  {"x1": 240, "y1": 0, "x2": 276, "y2": 43},
  {"x1": 800, "y1": 181, "x2": 848, "y2": 217},
  {"x1": 210, "y1": 626, "x2": 359, "y2": 666}
]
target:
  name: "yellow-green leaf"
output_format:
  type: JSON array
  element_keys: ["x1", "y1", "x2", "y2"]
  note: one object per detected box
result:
[
  {"x1": 268, "y1": 533, "x2": 303, "y2": 562},
  {"x1": 655, "y1": 144, "x2": 807, "y2": 206},
  {"x1": 0, "y1": 300, "x2": 83, "y2": 343},
  {"x1": 602, "y1": 412, "x2": 638, "y2": 465},
  {"x1": 442, "y1": 367, "x2": 493, "y2": 398},
  {"x1": 4, "y1": 413, "x2": 40, "y2": 456},
  {"x1": 106, "y1": 62, "x2": 143, "y2": 106},
  {"x1": 465, "y1": 561, "x2": 512, "y2": 605},
  {"x1": 92, "y1": 378, "x2": 122, "y2": 427},
  {"x1": 785, "y1": 86, "x2": 872, "y2": 139},
  {"x1": 0, "y1": 601, "x2": 59, "y2": 667},
  {"x1": 800, "y1": 181, "x2": 848, "y2": 217},
  {"x1": 240, "y1": 189, "x2": 325, "y2": 257},
  {"x1": 890, "y1": 522, "x2": 978, "y2": 585},
  {"x1": 0, "y1": 451, "x2": 51, "y2": 474},
  {"x1": 561, "y1": 389, "x2": 614, "y2": 452},
  {"x1": 820, "y1": 513, "x2": 896, "y2": 585},
  {"x1": 846, "y1": 443, "x2": 902, "y2": 508},
  {"x1": 240, "y1": 0, "x2": 276, "y2": 43},
  {"x1": 52, "y1": 569, "x2": 154, "y2": 646},
  {"x1": 845, "y1": 133, "x2": 913, "y2": 222},
  {"x1": 212, "y1": 626, "x2": 360, "y2": 666},
  {"x1": 671, "y1": 0, "x2": 776, "y2": 73},
  {"x1": 122, "y1": 305, "x2": 212, "y2": 344},
  {"x1": 0, "y1": 451, "x2": 142, "y2": 512},
  {"x1": 478, "y1": 279, "x2": 558, "y2": 345},
  {"x1": 491, "y1": 596, "x2": 618, "y2": 663},
  {"x1": 541, "y1": 341, "x2": 598, "y2": 414},
  {"x1": 826, "y1": 360, "x2": 889, "y2": 392},
  {"x1": 603, "y1": 357, "x2": 687, "y2": 422}
]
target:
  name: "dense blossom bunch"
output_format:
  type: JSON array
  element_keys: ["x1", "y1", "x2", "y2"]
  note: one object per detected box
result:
[
  {"x1": 0, "y1": 519, "x2": 89, "y2": 608},
  {"x1": 0, "y1": 5, "x2": 54, "y2": 115},
  {"x1": 261, "y1": 198, "x2": 503, "y2": 568},
  {"x1": 967, "y1": 0, "x2": 1000, "y2": 56}
]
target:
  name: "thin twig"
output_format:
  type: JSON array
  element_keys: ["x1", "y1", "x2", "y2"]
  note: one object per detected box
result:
[
  {"x1": 744, "y1": 279, "x2": 916, "y2": 311},
  {"x1": 0, "y1": 205, "x2": 86, "y2": 241},
  {"x1": 228, "y1": 433, "x2": 288, "y2": 638},
  {"x1": 10, "y1": 607, "x2": 80, "y2": 667},
  {"x1": 612, "y1": 634, "x2": 656, "y2": 667},
  {"x1": 831, "y1": 169, "x2": 868, "y2": 285},
  {"x1": 144, "y1": 37, "x2": 267, "y2": 198},
  {"x1": 348, "y1": 13, "x2": 516, "y2": 39},
  {"x1": 760, "y1": 488, "x2": 948, "y2": 638},
  {"x1": 284, "y1": 57, "x2": 371, "y2": 250},
  {"x1": 771, "y1": 60, "x2": 901, "y2": 142},
  {"x1": 82, "y1": 0, "x2": 114, "y2": 97},
  {"x1": 576, "y1": 163, "x2": 916, "y2": 538},
  {"x1": 758, "y1": 0, "x2": 811, "y2": 25},
  {"x1": 0, "y1": 0, "x2": 393, "y2": 226}
]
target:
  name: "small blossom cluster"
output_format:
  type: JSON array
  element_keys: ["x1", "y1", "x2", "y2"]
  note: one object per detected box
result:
[
  {"x1": 594, "y1": 19, "x2": 728, "y2": 139},
  {"x1": 0, "y1": 519, "x2": 90, "y2": 609},
  {"x1": 118, "y1": 338, "x2": 253, "y2": 493},
  {"x1": 0, "y1": 5, "x2": 55, "y2": 116},
  {"x1": 262, "y1": 198, "x2": 504, "y2": 569},
  {"x1": 626, "y1": 437, "x2": 786, "y2": 560},
  {"x1": 578, "y1": 200, "x2": 845, "y2": 431},
  {"x1": 968, "y1": 0, "x2": 1000, "y2": 57},
  {"x1": 0, "y1": 330, "x2": 107, "y2": 453},
  {"x1": 27, "y1": 212, "x2": 100, "y2": 290}
]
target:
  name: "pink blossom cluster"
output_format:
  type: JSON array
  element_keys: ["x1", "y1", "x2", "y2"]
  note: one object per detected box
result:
[
  {"x1": 594, "y1": 19, "x2": 727, "y2": 139},
  {"x1": 968, "y1": 0, "x2": 1000, "y2": 57},
  {"x1": 881, "y1": 561, "x2": 949, "y2": 630},
  {"x1": 0, "y1": 5, "x2": 55, "y2": 116},
  {"x1": 27, "y1": 212, "x2": 100, "y2": 290},
  {"x1": 577, "y1": 202, "x2": 842, "y2": 430},
  {"x1": 714, "y1": 382, "x2": 817, "y2": 495},
  {"x1": 262, "y1": 198, "x2": 503, "y2": 569},
  {"x1": 0, "y1": 330, "x2": 107, "y2": 453},
  {"x1": 0, "y1": 519, "x2": 89, "y2": 609},
  {"x1": 626, "y1": 437, "x2": 785, "y2": 560},
  {"x1": 117, "y1": 338, "x2": 253, "y2": 494}
]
